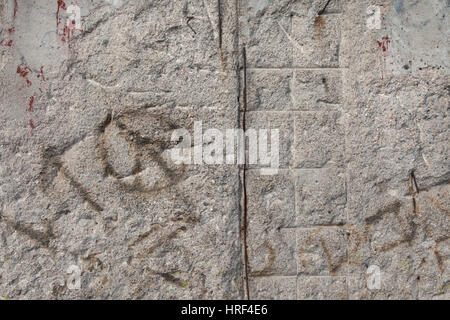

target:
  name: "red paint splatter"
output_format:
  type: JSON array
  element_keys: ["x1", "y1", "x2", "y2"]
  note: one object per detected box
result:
[
  {"x1": 0, "y1": 19, "x2": 16, "y2": 48},
  {"x1": 29, "y1": 119, "x2": 35, "y2": 133},
  {"x1": 17, "y1": 64, "x2": 32, "y2": 87},
  {"x1": 13, "y1": 0, "x2": 18, "y2": 18},
  {"x1": 37, "y1": 66, "x2": 47, "y2": 82},
  {"x1": 0, "y1": 27, "x2": 14, "y2": 47},
  {"x1": 377, "y1": 35, "x2": 390, "y2": 80},
  {"x1": 27, "y1": 96, "x2": 35, "y2": 112},
  {"x1": 61, "y1": 24, "x2": 68, "y2": 43},
  {"x1": 56, "y1": 0, "x2": 67, "y2": 29},
  {"x1": 17, "y1": 64, "x2": 30, "y2": 77},
  {"x1": 60, "y1": 23, "x2": 76, "y2": 47},
  {"x1": 56, "y1": 0, "x2": 78, "y2": 55},
  {"x1": 377, "y1": 36, "x2": 390, "y2": 52}
]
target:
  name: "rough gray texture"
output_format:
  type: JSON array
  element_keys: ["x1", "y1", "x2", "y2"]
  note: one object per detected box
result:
[
  {"x1": 1, "y1": 0, "x2": 242, "y2": 299},
  {"x1": 0, "y1": 0, "x2": 449, "y2": 300}
]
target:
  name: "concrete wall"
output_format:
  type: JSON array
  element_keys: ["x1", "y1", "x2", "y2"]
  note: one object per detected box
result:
[{"x1": 0, "y1": 0, "x2": 448, "y2": 299}]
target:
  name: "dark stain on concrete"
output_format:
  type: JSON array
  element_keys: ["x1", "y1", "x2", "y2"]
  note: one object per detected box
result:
[
  {"x1": 365, "y1": 200, "x2": 402, "y2": 225},
  {"x1": 0, "y1": 214, "x2": 54, "y2": 249}
]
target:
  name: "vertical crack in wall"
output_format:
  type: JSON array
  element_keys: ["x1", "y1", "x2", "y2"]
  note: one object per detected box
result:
[
  {"x1": 234, "y1": 0, "x2": 249, "y2": 300},
  {"x1": 241, "y1": 46, "x2": 250, "y2": 300},
  {"x1": 218, "y1": 0, "x2": 226, "y2": 71},
  {"x1": 218, "y1": 0, "x2": 223, "y2": 50}
]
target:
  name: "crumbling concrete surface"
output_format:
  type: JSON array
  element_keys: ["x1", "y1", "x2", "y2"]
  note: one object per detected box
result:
[{"x1": 0, "y1": 0, "x2": 448, "y2": 300}]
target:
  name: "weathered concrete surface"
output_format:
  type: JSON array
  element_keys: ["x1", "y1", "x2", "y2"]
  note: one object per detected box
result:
[
  {"x1": 1, "y1": 0, "x2": 242, "y2": 299},
  {"x1": 244, "y1": 0, "x2": 449, "y2": 300},
  {"x1": 0, "y1": 0, "x2": 449, "y2": 300}
]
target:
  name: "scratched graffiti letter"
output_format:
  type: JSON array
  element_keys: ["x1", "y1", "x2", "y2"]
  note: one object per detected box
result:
[{"x1": 171, "y1": 128, "x2": 192, "y2": 165}]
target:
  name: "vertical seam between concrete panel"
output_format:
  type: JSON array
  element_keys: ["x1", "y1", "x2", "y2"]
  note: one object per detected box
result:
[
  {"x1": 235, "y1": 0, "x2": 248, "y2": 300},
  {"x1": 237, "y1": 0, "x2": 250, "y2": 300},
  {"x1": 292, "y1": 3, "x2": 299, "y2": 300},
  {"x1": 339, "y1": 1, "x2": 350, "y2": 299},
  {"x1": 294, "y1": 95, "x2": 299, "y2": 299},
  {"x1": 294, "y1": 163, "x2": 299, "y2": 299},
  {"x1": 241, "y1": 45, "x2": 250, "y2": 300},
  {"x1": 292, "y1": 10, "x2": 297, "y2": 299}
]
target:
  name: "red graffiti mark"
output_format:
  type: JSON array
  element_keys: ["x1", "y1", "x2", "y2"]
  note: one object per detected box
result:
[
  {"x1": 377, "y1": 35, "x2": 390, "y2": 52},
  {"x1": 37, "y1": 66, "x2": 47, "y2": 82},
  {"x1": 377, "y1": 35, "x2": 390, "y2": 80},
  {"x1": 17, "y1": 64, "x2": 30, "y2": 78},
  {"x1": 56, "y1": 0, "x2": 79, "y2": 54},
  {"x1": 13, "y1": 0, "x2": 18, "y2": 18},
  {"x1": 0, "y1": 19, "x2": 16, "y2": 48},
  {"x1": 17, "y1": 64, "x2": 32, "y2": 87},
  {"x1": 29, "y1": 119, "x2": 35, "y2": 133},
  {"x1": 0, "y1": 27, "x2": 14, "y2": 47},
  {"x1": 27, "y1": 96, "x2": 35, "y2": 112},
  {"x1": 62, "y1": 23, "x2": 78, "y2": 45},
  {"x1": 61, "y1": 24, "x2": 72, "y2": 43},
  {"x1": 56, "y1": 0, "x2": 67, "y2": 29},
  {"x1": 57, "y1": 1, "x2": 67, "y2": 20}
]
